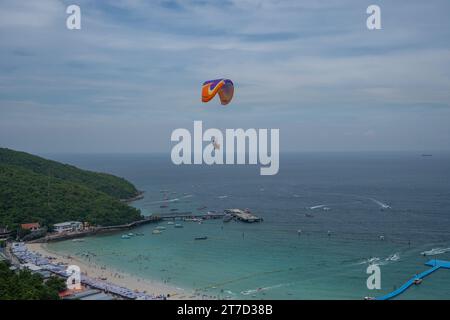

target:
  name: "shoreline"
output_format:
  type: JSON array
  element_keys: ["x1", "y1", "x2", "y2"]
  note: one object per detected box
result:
[{"x1": 26, "y1": 242, "x2": 204, "y2": 300}]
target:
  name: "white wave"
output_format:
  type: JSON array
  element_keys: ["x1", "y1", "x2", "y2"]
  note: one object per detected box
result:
[{"x1": 421, "y1": 247, "x2": 450, "y2": 256}]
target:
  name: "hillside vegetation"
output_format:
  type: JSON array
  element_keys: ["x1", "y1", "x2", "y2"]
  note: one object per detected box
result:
[{"x1": 0, "y1": 148, "x2": 142, "y2": 229}]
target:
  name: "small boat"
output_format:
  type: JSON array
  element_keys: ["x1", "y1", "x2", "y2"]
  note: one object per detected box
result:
[
  {"x1": 195, "y1": 236, "x2": 208, "y2": 240},
  {"x1": 174, "y1": 224, "x2": 183, "y2": 228},
  {"x1": 156, "y1": 226, "x2": 166, "y2": 230},
  {"x1": 223, "y1": 214, "x2": 233, "y2": 222},
  {"x1": 121, "y1": 235, "x2": 131, "y2": 239},
  {"x1": 170, "y1": 208, "x2": 179, "y2": 212},
  {"x1": 128, "y1": 233, "x2": 134, "y2": 236},
  {"x1": 167, "y1": 221, "x2": 175, "y2": 225},
  {"x1": 414, "y1": 278, "x2": 423, "y2": 285},
  {"x1": 152, "y1": 229, "x2": 162, "y2": 235},
  {"x1": 364, "y1": 296, "x2": 375, "y2": 300},
  {"x1": 72, "y1": 238, "x2": 85, "y2": 242}
]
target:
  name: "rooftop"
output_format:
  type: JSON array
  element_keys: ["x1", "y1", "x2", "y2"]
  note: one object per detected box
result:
[{"x1": 21, "y1": 223, "x2": 40, "y2": 230}]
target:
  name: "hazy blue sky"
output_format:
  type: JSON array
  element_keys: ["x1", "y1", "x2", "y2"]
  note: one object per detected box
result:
[{"x1": 1, "y1": 0, "x2": 450, "y2": 153}]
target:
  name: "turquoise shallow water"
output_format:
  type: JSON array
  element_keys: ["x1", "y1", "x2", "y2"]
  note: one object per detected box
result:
[{"x1": 46, "y1": 153, "x2": 450, "y2": 299}]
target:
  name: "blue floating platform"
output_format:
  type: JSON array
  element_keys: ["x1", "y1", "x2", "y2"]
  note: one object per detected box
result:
[{"x1": 375, "y1": 259, "x2": 450, "y2": 300}]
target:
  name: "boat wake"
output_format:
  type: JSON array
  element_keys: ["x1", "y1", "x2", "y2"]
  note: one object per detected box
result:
[
  {"x1": 357, "y1": 253, "x2": 400, "y2": 266},
  {"x1": 357, "y1": 257, "x2": 380, "y2": 265},
  {"x1": 148, "y1": 194, "x2": 193, "y2": 204},
  {"x1": 240, "y1": 283, "x2": 288, "y2": 296},
  {"x1": 385, "y1": 253, "x2": 400, "y2": 262},
  {"x1": 368, "y1": 198, "x2": 391, "y2": 209},
  {"x1": 309, "y1": 204, "x2": 327, "y2": 210},
  {"x1": 421, "y1": 247, "x2": 450, "y2": 256}
]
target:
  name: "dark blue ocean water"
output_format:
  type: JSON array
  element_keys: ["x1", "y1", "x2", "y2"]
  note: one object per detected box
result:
[{"x1": 47, "y1": 152, "x2": 450, "y2": 299}]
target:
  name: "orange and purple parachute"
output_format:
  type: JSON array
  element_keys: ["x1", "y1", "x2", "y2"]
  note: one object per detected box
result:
[{"x1": 202, "y1": 79, "x2": 234, "y2": 105}]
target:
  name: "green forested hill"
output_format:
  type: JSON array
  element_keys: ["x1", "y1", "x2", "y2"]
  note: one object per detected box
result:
[
  {"x1": 0, "y1": 148, "x2": 142, "y2": 229},
  {"x1": 0, "y1": 148, "x2": 138, "y2": 199}
]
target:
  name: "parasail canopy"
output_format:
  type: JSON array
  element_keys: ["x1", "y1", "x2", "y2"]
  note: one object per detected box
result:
[{"x1": 202, "y1": 79, "x2": 234, "y2": 105}]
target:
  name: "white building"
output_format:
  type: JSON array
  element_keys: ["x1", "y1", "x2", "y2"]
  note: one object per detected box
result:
[{"x1": 53, "y1": 221, "x2": 83, "y2": 233}]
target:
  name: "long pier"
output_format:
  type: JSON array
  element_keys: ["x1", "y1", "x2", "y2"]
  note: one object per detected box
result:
[
  {"x1": 375, "y1": 259, "x2": 450, "y2": 300},
  {"x1": 157, "y1": 212, "x2": 225, "y2": 220}
]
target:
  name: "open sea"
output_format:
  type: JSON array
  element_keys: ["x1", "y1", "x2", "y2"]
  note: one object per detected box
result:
[{"x1": 45, "y1": 152, "x2": 450, "y2": 299}]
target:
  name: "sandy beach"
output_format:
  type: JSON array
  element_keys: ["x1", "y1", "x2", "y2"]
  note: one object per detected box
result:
[{"x1": 26, "y1": 243, "x2": 200, "y2": 299}]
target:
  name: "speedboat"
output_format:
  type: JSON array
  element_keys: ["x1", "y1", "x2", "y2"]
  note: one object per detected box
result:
[
  {"x1": 414, "y1": 278, "x2": 423, "y2": 285},
  {"x1": 167, "y1": 221, "x2": 175, "y2": 225},
  {"x1": 121, "y1": 235, "x2": 131, "y2": 239},
  {"x1": 195, "y1": 236, "x2": 207, "y2": 240},
  {"x1": 156, "y1": 226, "x2": 166, "y2": 230},
  {"x1": 152, "y1": 229, "x2": 162, "y2": 235}
]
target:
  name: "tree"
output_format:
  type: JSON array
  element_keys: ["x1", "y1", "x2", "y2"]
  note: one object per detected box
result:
[{"x1": 0, "y1": 261, "x2": 62, "y2": 300}]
